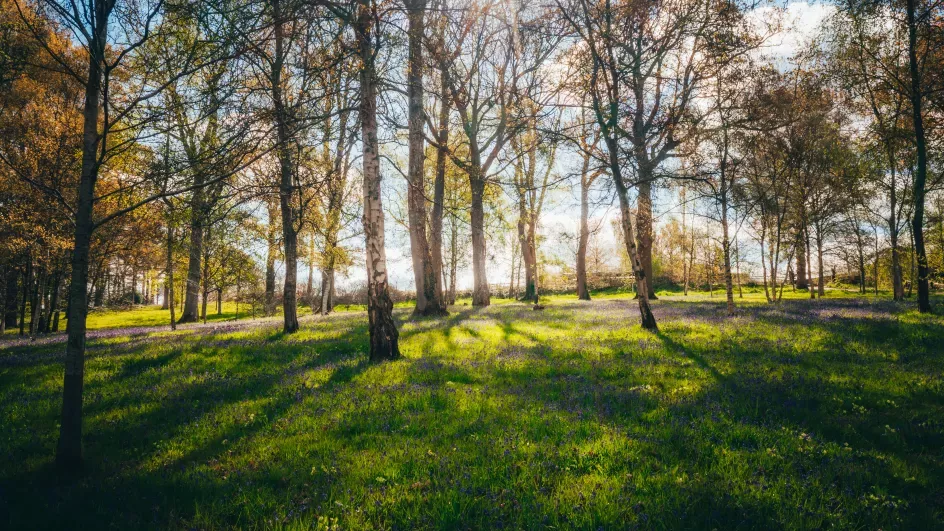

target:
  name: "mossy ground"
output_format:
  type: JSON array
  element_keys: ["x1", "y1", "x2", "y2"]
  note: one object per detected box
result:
[{"x1": 1, "y1": 291, "x2": 942, "y2": 529}]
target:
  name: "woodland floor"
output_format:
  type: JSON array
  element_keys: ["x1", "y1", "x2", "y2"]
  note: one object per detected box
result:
[{"x1": 1, "y1": 291, "x2": 943, "y2": 529}]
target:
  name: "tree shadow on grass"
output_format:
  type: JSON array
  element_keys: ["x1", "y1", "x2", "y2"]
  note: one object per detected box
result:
[
  {"x1": 2, "y1": 298, "x2": 942, "y2": 529},
  {"x1": 0, "y1": 315, "x2": 378, "y2": 529}
]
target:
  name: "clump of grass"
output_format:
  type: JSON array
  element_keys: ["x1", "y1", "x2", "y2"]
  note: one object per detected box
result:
[{"x1": 1, "y1": 295, "x2": 942, "y2": 529}]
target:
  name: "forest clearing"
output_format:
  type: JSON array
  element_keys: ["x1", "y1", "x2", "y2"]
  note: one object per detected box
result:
[
  {"x1": 3, "y1": 0, "x2": 944, "y2": 527},
  {"x1": 2, "y1": 292, "x2": 942, "y2": 528}
]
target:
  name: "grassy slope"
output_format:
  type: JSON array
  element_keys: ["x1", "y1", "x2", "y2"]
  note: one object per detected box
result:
[{"x1": 1, "y1": 294, "x2": 942, "y2": 529}]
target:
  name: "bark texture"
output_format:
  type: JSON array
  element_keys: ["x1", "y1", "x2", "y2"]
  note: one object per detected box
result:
[
  {"x1": 57, "y1": 1, "x2": 110, "y2": 471},
  {"x1": 404, "y1": 0, "x2": 445, "y2": 316},
  {"x1": 271, "y1": 0, "x2": 299, "y2": 333},
  {"x1": 357, "y1": 0, "x2": 399, "y2": 360},
  {"x1": 906, "y1": 0, "x2": 931, "y2": 313}
]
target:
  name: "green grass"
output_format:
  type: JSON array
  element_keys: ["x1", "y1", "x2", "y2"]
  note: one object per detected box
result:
[
  {"x1": 80, "y1": 301, "x2": 249, "y2": 330},
  {"x1": 1, "y1": 293, "x2": 942, "y2": 529}
]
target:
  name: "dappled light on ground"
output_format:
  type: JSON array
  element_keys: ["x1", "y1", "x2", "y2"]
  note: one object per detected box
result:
[{"x1": 1, "y1": 296, "x2": 942, "y2": 528}]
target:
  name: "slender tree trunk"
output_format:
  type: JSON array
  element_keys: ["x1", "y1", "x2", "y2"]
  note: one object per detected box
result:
[
  {"x1": 735, "y1": 238, "x2": 743, "y2": 298},
  {"x1": 909, "y1": 221, "x2": 917, "y2": 297},
  {"x1": 530, "y1": 219, "x2": 540, "y2": 304},
  {"x1": 404, "y1": 0, "x2": 442, "y2": 316},
  {"x1": 272, "y1": 0, "x2": 299, "y2": 333},
  {"x1": 131, "y1": 267, "x2": 138, "y2": 304},
  {"x1": 29, "y1": 268, "x2": 45, "y2": 336},
  {"x1": 265, "y1": 198, "x2": 278, "y2": 316},
  {"x1": 429, "y1": 66, "x2": 449, "y2": 313},
  {"x1": 517, "y1": 196, "x2": 537, "y2": 303},
  {"x1": 770, "y1": 229, "x2": 781, "y2": 301},
  {"x1": 707, "y1": 241, "x2": 714, "y2": 298},
  {"x1": 576, "y1": 171, "x2": 591, "y2": 300},
  {"x1": 816, "y1": 231, "x2": 825, "y2": 297},
  {"x1": 687, "y1": 218, "x2": 696, "y2": 297},
  {"x1": 760, "y1": 236, "x2": 771, "y2": 302},
  {"x1": 46, "y1": 266, "x2": 63, "y2": 334},
  {"x1": 858, "y1": 247, "x2": 866, "y2": 294},
  {"x1": 357, "y1": 0, "x2": 399, "y2": 360},
  {"x1": 874, "y1": 227, "x2": 880, "y2": 295},
  {"x1": 681, "y1": 186, "x2": 690, "y2": 296},
  {"x1": 719, "y1": 138, "x2": 735, "y2": 315},
  {"x1": 57, "y1": 4, "x2": 108, "y2": 470},
  {"x1": 889, "y1": 159, "x2": 904, "y2": 300},
  {"x1": 4, "y1": 265, "x2": 19, "y2": 329},
  {"x1": 306, "y1": 243, "x2": 315, "y2": 306},
  {"x1": 93, "y1": 265, "x2": 105, "y2": 307},
  {"x1": 449, "y1": 216, "x2": 458, "y2": 305},
  {"x1": 509, "y1": 240, "x2": 517, "y2": 299},
  {"x1": 201, "y1": 235, "x2": 210, "y2": 323},
  {"x1": 806, "y1": 227, "x2": 814, "y2": 300},
  {"x1": 906, "y1": 0, "x2": 931, "y2": 312},
  {"x1": 166, "y1": 226, "x2": 176, "y2": 331},
  {"x1": 19, "y1": 256, "x2": 30, "y2": 336}
]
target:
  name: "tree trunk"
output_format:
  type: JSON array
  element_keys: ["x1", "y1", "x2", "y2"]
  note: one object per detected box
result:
[
  {"x1": 517, "y1": 195, "x2": 537, "y2": 303},
  {"x1": 605, "y1": 135, "x2": 657, "y2": 330},
  {"x1": 635, "y1": 177, "x2": 657, "y2": 299},
  {"x1": 179, "y1": 195, "x2": 204, "y2": 323},
  {"x1": 166, "y1": 226, "x2": 176, "y2": 331},
  {"x1": 92, "y1": 265, "x2": 105, "y2": 307},
  {"x1": 201, "y1": 237, "x2": 210, "y2": 323},
  {"x1": 719, "y1": 136, "x2": 735, "y2": 315},
  {"x1": 808, "y1": 230, "x2": 815, "y2": 299},
  {"x1": 404, "y1": 0, "x2": 443, "y2": 317},
  {"x1": 357, "y1": 0, "x2": 399, "y2": 360},
  {"x1": 909, "y1": 221, "x2": 917, "y2": 297},
  {"x1": 681, "y1": 186, "x2": 690, "y2": 296},
  {"x1": 816, "y1": 231, "x2": 825, "y2": 297},
  {"x1": 429, "y1": 66, "x2": 449, "y2": 313},
  {"x1": 576, "y1": 171, "x2": 591, "y2": 300},
  {"x1": 448, "y1": 216, "x2": 458, "y2": 305},
  {"x1": 57, "y1": 4, "x2": 108, "y2": 470},
  {"x1": 3, "y1": 265, "x2": 18, "y2": 329},
  {"x1": 272, "y1": 0, "x2": 299, "y2": 333},
  {"x1": 265, "y1": 198, "x2": 278, "y2": 316},
  {"x1": 29, "y1": 268, "x2": 45, "y2": 336},
  {"x1": 306, "y1": 244, "x2": 315, "y2": 306},
  {"x1": 469, "y1": 166, "x2": 490, "y2": 306},
  {"x1": 760, "y1": 236, "x2": 771, "y2": 302},
  {"x1": 874, "y1": 228, "x2": 880, "y2": 295},
  {"x1": 320, "y1": 267, "x2": 335, "y2": 315},
  {"x1": 735, "y1": 238, "x2": 743, "y2": 298},
  {"x1": 46, "y1": 266, "x2": 63, "y2": 333},
  {"x1": 795, "y1": 230, "x2": 808, "y2": 290},
  {"x1": 19, "y1": 256, "x2": 30, "y2": 336},
  {"x1": 888, "y1": 156, "x2": 904, "y2": 300},
  {"x1": 906, "y1": 0, "x2": 931, "y2": 312},
  {"x1": 854, "y1": 220, "x2": 866, "y2": 294}
]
